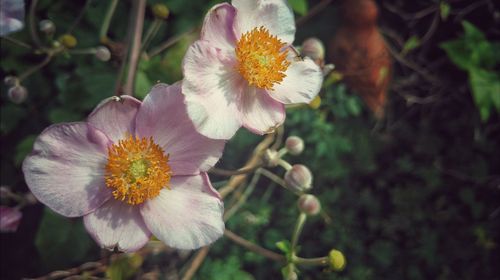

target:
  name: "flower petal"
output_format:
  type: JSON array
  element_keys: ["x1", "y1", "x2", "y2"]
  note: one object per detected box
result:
[
  {"x1": 87, "y1": 95, "x2": 142, "y2": 143},
  {"x1": 135, "y1": 83, "x2": 225, "y2": 175},
  {"x1": 269, "y1": 57, "x2": 323, "y2": 104},
  {"x1": 140, "y1": 174, "x2": 224, "y2": 250},
  {"x1": 232, "y1": 0, "x2": 295, "y2": 44},
  {"x1": 240, "y1": 87, "x2": 285, "y2": 135},
  {"x1": 182, "y1": 41, "x2": 243, "y2": 139},
  {"x1": 22, "y1": 123, "x2": 112, "y2": 217},
  {"x1": 84, "y1": 199, "x2": 151, "y2": 253},
  {"x1": 201, "y1": 3, "x2": 237, "y2": 51}
]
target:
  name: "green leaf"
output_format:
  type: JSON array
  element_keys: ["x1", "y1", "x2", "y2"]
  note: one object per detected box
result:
[
  {"x1": 288, "y1": 0, "x2": 308, "y2": 16},
  {"x1": 106, "y1": 254, "x2": 143, "y2": 280},
  {"x1": 402, "y1": 36, "x2": 420, "y2": 55},
  {"x1": 14, "y1": 135, "x2": 37, "y2": 166},
  {"x1": 440, "y1": 2, "x2": 450, "y2": 21},
  {"x1": 35, "y1": 208, "x2": 94, "y2": 270},
  {"x1": 468, "y1": 68, "x2": 500, "y2": 121},
  {"x1": 276, "y1": 240, "x2": 291, "y2": 254}
]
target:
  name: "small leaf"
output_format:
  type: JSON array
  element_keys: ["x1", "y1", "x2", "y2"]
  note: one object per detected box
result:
[
  {"x1": 469, "y1": 68, "x2": 500, "y2": 121},
  {"x1": 288, "y1": 0, "x2": 308, "y2": 16},
  {"x1": 402, "y1": 36, "x2": 420, "y2": 55},
  {"x1": 276, "y1": 240, "x2": 291, "y2": 254},
  {"x1": 440, "y1": 2, "x2": 450, "y2": 21}
]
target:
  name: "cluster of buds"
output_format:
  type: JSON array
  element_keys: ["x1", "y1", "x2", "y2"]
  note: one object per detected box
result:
[{"x1": 4, "y1": 76, "x2": 27, "y2": 104}]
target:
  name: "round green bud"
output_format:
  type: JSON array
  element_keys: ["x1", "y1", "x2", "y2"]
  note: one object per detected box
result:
[
  {"x1": 152, "y1": 4, "x2": 169, "y2": 19},
  {"x1": 59, "y1": 34, "x2": 77, "y2": 48},
  {"x1": 328, "y1": 249, "x2": 346, "y2": 271}
]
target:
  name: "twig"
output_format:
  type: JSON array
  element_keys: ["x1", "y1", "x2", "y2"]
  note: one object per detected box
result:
[
  {"x1": 224, "y1": 229, "x2": 286, "y2": 262},
  {"x1": 18, "y1": 55, "x2": 52, "y2": 82},
  {"x1": 100, "y1": 0, "x2": 119, "y2": 42},
  {"x1": 28, "y1": 0, "x2": 42, "y2": 48},
  {"x1": 180, "y1": 247, "x2": 210, "y2": 280},
  {"x1": 259, "y1": 168, "x2": 290, "y2": 191},
  {"x1": 141, "y1": 19, "x2": 163, "y2": 54},
  {"x1": 223, "y1": 170, "x2": 261, "y2": 220},
  {"x1": 123, "y1": 0, "x2": 146, "y2": 96},
  {"x1": 147, "y1": 27, "x2": 196, "y2": 58},
  {"x1": 1, "y1": 36, "x2": 32, "y2": 49},
  {"x1": 271, "y1": 125, "x2": 285, "y2": 150}
]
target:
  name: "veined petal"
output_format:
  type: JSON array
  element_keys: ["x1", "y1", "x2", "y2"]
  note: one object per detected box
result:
[
  {"x1": 140, "y1": 174, "x2": 224, "y2": 250},
  {"x1": 22, "y1": 123, "x2": 112, "y2": 217},
  {"x1": 182, "y1": 41, "x2": 243, "y2": 140},
  {"x1": 232, "y1": 0, "x2": 295, "y2": 44},
  {"x1": 269, "y1": 57, "x2": 323, "y2": 104},
  {"x1": 240, "y1": 87, "x2": 285, "y2": 135},
  {"x1": 84, "y1": 199, "x2": 151, "y2": 253},
  {"x1": 201, "y1": 3, "x2": 237, "y2": 51},
  {"x1": 135, "y1": 83, "x2": 225, "y2": 175},
  {"x1": 87, "y1": 95, "x2": 142, "y2": 143}
]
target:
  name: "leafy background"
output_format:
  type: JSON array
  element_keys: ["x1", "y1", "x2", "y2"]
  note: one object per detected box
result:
[{"x1": 1, "y1": 0, "x2": 499, "y2": 279}]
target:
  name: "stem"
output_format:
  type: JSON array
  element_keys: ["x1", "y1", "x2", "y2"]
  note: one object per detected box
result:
[
  {"x1": 1, "y1": 37, "x2": 32, "y2": 49},
  {"x1": 100, "y1": 0, "x2": 119, "y2": 43},
  {"x1": 18, "y1": 55, "x2": 52, "y2": 82},
  {"x1": 123, "y1": 0, "x2": 146, "y2": 96},
  {"x1": 29, "y1": 0, "x2": 42, "y2": 48},
  {"x1": 140, "y1": 19, "x2": 162, "y2": 54},
  {"x1": 271, "y1": 125, "x2": 285, "y2": 150},
  {"x1": 147, "y1": 27, "x2": 196, "y2": 58},
  {"x1": 290, "y1": 213, "x2": 307, "y2": 255},
  {"x1": 181, "y1": 247, "x2": 211, "y2": 280},
  {"x1": 278, "y1": 159, "x2": 293, "y2": 171},
  {"x1": 209, "y1": 164, "x2": 262, "y2": 176},
  {"x1": 294, "y1": 256, "x2": 329, "y2": 266},
  {"x1": 223, "y1": 170, "x2": 261, "y2": 221},
  {"x1": 259, "y1": 168, "x2": 288, "y2": 189},
  {"x1": 224, "y1": 229, "x2": 286, "y2": 263},
  {"x1": 68, "y1": 48, "x2": 97, "y2": 55}
]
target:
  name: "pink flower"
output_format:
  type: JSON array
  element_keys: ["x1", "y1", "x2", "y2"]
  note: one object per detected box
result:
[
  {"x1": 22, "y1": 84, "x2": 226, "y2": 252},
  {"x1": 0, "y1": 206, "x2": 22, "y2": 233},
  {"x1": 182, "y1": 0, "x2": 323, "y2": 139},
  {"x1": 0, "y1": 0, "x2": 24, "y2": 36}
]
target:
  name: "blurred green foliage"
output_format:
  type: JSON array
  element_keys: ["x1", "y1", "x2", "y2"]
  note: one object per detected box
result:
[{"x1": 1, "y1": 0, "x2": 499, "y2": 279}]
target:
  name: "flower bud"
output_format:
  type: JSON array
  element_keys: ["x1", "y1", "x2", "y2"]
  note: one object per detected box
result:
[
  {"x1": 152, "y1": 4, "x2": 169, "y2": 20},
  {"x1": 301, "y1": 37, "x2": 325, "y2": 62},
  {"x1": 297, "y1": 194, "x2": 321, "y2": 215},
  {"x1": 328, "y1": 249, "x2": 346, "y2": 271},
  {"x1": 95, "y1": 46, "x2": 111, "y2": 61},
  {"x1": 39, "y1": 19, "x2": 55, "y2": 34},
  {"x1": 8, "y1": 85, "x2": 28, "y2": 104},
  {"x1": 284, "y1": 164, "x2": 312, "y2": 192},
  {"x1": 0, "y1": 206, "x2": 22, "y2": 233},
  {"x1": 4, "y1": 75, "x2": 18, "y2": 87},
  {"x1": 59, "y1": 34, "x2": 77, "y2": 48},
  {"x1": 285, "y1": 136, "x2": 304, "y2": 155}
]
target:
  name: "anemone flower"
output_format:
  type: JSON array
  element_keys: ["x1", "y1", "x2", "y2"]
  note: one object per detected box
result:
[
  {"x1": 182, "y1": 0, "x2": 323, "y2": 140},
  {"x1": 0, "y1": 0, "x2": 24, "y2": 36},
  {"x1": 23, "y1": 84, "x2": 225, "y2": 252}
]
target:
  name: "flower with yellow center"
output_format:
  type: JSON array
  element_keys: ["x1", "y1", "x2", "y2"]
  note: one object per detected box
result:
[
  {"x1": 235, "y1": 26, "x2": 290, "y2": 90},
  {"x1": 105, "y1": 135, "x2": 171, "y2": 205},
  {"x1": 182, "y1": 1, "x2": 323, "y2": 140},
  {"x1": 23, "y1": 84, "x2": 225, "y2": 252}
]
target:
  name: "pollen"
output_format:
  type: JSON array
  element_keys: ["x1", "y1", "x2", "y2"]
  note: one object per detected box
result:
[
  {"x1": 235, "y1": 26, "x2": 290, "y2": 90},
  {"x1": 105, "y1": 135, "x2": 171, "y2": 205}
]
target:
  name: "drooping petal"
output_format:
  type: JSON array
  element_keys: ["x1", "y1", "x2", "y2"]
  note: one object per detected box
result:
[
  {"x1": 201, "y1": 3, "x2": 237, "y2": 51},
  {"x1": 182, "y1": 41, "x2": 243, "y2": 139},
  {"x1": 83, "y1": 199, "x2": 151, "y2": 253},
  {"x1": 232, "y1": 0, "x2": 295, "y2": 44},
  {"x1": 0, "y1": 0, "x2": 25, "y2": 36},
  {"x1": 87, "y1": 95, "x2": 142, "y2": 143},
  {"x1": 135, "y1": 83, "x2": 225, "y2": 175},
  {"x1": 239, "y1": 87, "x2": 285, "y2": 135},
  {"x1": 140, "y1": 174, "x2": 224, "y2": 250},
  {"x1": 269, "y1": 57, "x2": 323, "y2": 104},
  {"x1": 22, "y1": 123, "x2": 112, "y2": 217}
]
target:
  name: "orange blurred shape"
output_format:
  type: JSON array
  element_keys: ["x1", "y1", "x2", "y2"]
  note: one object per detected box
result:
[{"x1": 329, "y1": 0, "x2": 392, "y2": 118}]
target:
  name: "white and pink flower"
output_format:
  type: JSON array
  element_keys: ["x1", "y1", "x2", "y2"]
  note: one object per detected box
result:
[
  {"x1": 22, "y1": 84, "x2": 225, "y2": 252},
  {"x1": 182, "y1": 0, "x2": 323, "y2": 140}
]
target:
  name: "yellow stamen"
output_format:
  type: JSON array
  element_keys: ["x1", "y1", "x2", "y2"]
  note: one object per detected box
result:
[
  {"x1": 235, "y1": 26, "x2": 290, "y2": 90},
  {"x1": 105, "y1": 135, "x2": 171, "y2": 205}
]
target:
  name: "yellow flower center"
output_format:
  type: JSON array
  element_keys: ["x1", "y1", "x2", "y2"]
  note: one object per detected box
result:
[
  {"x1": 235, "y1": 26, "x2": 290, "y2": 90},
  {"x1": 105, "y1": 135, "x2": 171, "y2": 205}
]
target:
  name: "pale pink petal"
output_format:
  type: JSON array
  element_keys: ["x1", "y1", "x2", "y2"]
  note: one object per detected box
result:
[
  {"x1": 182, "y1": 41, "x2": 243, "y2": 139},
  {"x1": 201, "y1": 3, "x2": 237, "y2": 51},
  {"x1": 84, "y1": 199, "x2": 151, "y2": 253},
  {"x1": 87, "y1": 96, "x2": 142, "y2": 143},
  {"x1": 239, "y1": 87, "x2": 285, "y2": 135},
  {"x1": 140, "y1": 174, "x2": 224, "y2": 250},
  {"x1": 269, "y1": 57, "x2": 323, "y2": 104},
  {"x1": 22, "y1": 123, "x2": 112, "y2": 217},
  {"x1": 135, "y1": 83, "x2": 225, "y2": 175},
  {"x1": 232, "y1": 0, "x2": 295, "y2": 44}
]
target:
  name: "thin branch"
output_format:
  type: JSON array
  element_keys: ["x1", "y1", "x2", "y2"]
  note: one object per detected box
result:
[
  {"x1": 180, "y1": 247, "x2": 210, "y2": 280},
  {"x1": 209, "y1": 164, "x2": 263, "y2": 176},
  {"x1": 123, "y1": 0, "x2": 146, "y2": 96},
  {"x1": 147, "y1": 27, "x2": 196, "y2": 58},
  {"x1": 1, "y1": 36, "x2": 32, "y2": 49},
  {"x1": 28, "y1": 0, "x2": 42, "y2": 48},
  {"x1": 18, "y1": 55, "x2": 52, "y2": 82},
  {"x1": 100, "y1": 0, "x2": 119, "y2": 42},
  {"x1": 224, "y1": 229, "x2": 286, "y2": 263}
]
